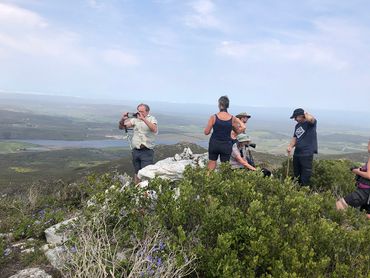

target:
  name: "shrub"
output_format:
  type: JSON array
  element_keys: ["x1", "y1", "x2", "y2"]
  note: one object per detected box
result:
[
  {"x1": 65, "y1": 164, "x2": 370, "y2": 277},
  {"x1": 151, "y1": 165, "x2": 370, "y2": 277},
  {"x1": 276, "y1": 158, "x2": 357, "y2": 197},
  {"x1": 310, "y1": 159, "x2": 356, "y2": 197}
]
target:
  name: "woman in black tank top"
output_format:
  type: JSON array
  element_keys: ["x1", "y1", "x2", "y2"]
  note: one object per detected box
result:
[{"x1": 204, "y1": 96, "x2": 245, "y2": 170}]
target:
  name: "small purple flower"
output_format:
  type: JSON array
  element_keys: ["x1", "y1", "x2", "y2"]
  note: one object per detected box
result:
[
  {"x1": 156, "y1": 257, "x2": 162, "y2": 267},
  {"x1": 70, "y1": 246, "x2": 77, "y2": 253},
  {"x1": 159, "y1": 241, "x2": 165, "y2": 250},
  {"x1": 38, "y1": 209, "x2": 46, "y2": 218}
]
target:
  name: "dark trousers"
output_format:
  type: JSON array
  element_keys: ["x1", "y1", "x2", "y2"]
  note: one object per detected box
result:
[
  {"x1": 293, "y1": 155, "x2": 313, "y2": 186},
  {"x1": 132, "y1": 148, "x2": 154, "y2": 174}
]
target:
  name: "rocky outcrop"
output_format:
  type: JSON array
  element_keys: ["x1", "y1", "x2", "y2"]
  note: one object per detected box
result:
[
  {"x1": 43, "y1": 245, "x2": 68, "y2": 270},
  {"x1": 42, "y1": 217, "x2": 77, "y2": 271},
  {"x1": 9, "y1": 268, "x2": 51, "y2": 278},
  {"x1": 138, "y1": 147, "x2": 207, "y2": 181},
  {"x1": 40, "y1": 148, "x2": 204, "y2": 272}
]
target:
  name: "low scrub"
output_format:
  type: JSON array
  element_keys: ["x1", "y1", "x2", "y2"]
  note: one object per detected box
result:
[{"x1": 64, "y1": 161, "x2": 370, "y2": 277}]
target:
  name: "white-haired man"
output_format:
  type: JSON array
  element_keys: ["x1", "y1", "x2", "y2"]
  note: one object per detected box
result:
[{"x1": 119, "y1": 103, "x2": 158, "y2": 184}]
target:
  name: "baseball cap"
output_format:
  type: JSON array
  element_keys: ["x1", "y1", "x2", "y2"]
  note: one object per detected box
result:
[{"x1": 290, "y1": 108, "x2": 305, "y2": 119}]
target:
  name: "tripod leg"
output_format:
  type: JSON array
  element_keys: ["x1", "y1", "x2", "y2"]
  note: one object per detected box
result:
[{"x1": 247, "y1": 147, "x2": 255, "y2": 167}]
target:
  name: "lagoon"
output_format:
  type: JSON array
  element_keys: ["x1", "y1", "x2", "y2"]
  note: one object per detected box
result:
[{"x1": 2, "y1": 139, "x2": 208, "y2": 150}]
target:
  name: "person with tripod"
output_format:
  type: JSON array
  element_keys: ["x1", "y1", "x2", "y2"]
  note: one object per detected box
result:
[
  {"x1": 287, "y1": 108, "x2": 317, "y2": 186},
  {"x1": 230, "y1": 133, "x2": 257, "y2": 171},
  {"x1": 119, "y1": 103, "x2": 158, "y2": 184}
]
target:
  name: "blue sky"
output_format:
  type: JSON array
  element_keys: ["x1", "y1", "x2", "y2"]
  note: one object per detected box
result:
[{"x1": 0, "y1": 0, "x2": 370, "y2": 111}]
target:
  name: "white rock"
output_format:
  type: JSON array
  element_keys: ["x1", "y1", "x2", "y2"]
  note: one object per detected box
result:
[
  {"x1": 136, "y1": 180, "x2": 149, "y2": 188},
  {"x1": 41, "y1": 244, "x2": 50, "y2": 252},
  {"x1": 44, "y1": 217, "x2": 77, "y2": 245},
  {"x1": 0, "y1": 232, "x2": 13, "y2": 241},
  {"x1": 9, "y1": 268, "x2": 52, "y2": 278},
  {"x1": 12, "y1": 242, "x2": 26, "y2": 248},
  {"x1": 21, "y1": 247, "x2": 35, "y2": 254},
  {"x1": 44, "y1": 246, "x2": 67, "y2": 270},
  {"x1": 138, "y1": 148, "x2": 207, "y2": 181},
  {"x1": 117, "y1": 173, "x2": 132, "y2": 188}
]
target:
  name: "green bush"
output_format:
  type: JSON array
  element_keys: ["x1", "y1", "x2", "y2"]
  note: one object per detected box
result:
[
  {"x1": 276, "y1": 158, "x2": 357, "y2": 197},
  {"x1": 71, "y1": 164, "x2": 370, "y2": 277},
  {"x1": 310, "y1": 159, "x2": 357, "y2": 197},
  {"x1": 12, "y1": 208, "x2": 65, "y2": 240}
]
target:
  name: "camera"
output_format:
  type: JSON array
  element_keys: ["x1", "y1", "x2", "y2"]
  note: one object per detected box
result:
[
  {"x1": 127, "y1": 112, "x2": 140, "y2": 118},
  {"x1": 245, "y1": 143, "x2": 256, "y2": 148}
]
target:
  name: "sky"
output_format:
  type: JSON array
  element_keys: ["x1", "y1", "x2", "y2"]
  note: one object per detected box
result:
[{"x1": 0, "y1": 0, "x2": 370, "y2": 111}]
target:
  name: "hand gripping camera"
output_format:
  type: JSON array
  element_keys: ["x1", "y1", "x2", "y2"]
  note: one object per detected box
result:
[
  {"x1": 127, "y1": 112, "x2": 140, "y2": 118},
  {"x1": 119, "y1": 112, "x2": 140, "y2": 130}
]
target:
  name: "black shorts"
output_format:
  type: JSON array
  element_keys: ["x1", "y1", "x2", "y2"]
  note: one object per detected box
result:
[
  {"x1": 344, "y1": 188, "x2": 370, "y2": 209},
  {"x1": 208, "y1": 139, "x2": 232, "y2": 162},
  {"x1": 132, "y1": 148, "x2": 154, "y2": 174}
]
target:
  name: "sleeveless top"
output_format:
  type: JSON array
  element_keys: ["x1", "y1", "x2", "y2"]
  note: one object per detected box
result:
[
  {"x1": 357, "y1": 163, "x2": 370, "y2": 189},
  {"x1": 210, "y1": 114, "x2": 233, "y2": 142}
]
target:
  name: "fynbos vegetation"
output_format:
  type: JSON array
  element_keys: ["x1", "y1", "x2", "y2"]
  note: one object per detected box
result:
[{"x1": 57, "y1": 161, "x2": 370, "y2": 277}]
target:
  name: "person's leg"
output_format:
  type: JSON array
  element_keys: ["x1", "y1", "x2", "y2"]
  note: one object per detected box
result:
[
  {"x1": 219, "y1": 141, "x2": 232, "y2": 163},
  {"x1": 140, "y1": 149, "x2": 154, "y2": 169},
  {"x1": 207, "y1": 160, "x2": 217, "y2": 170},
  {"x1": 132, "y1": 149, "x2": 141, "y2": 184},
  {"x1": 299, "y1": 155, "x2": 313, "y2": 186},
  {"x1": 341, "y1": 188, "x2": 369, "y2": 209},
  {"x1": 208, "y1": 139, "x2": 219, "y2": 170},
  {"x1": 336, "y1": 198, "x2": 348, "y2": 210},
  {"x1": 134, "y1": 149, "x2": 154, "y2": 184},
  {"x1": 293, "y1": 155, "x2": 301, "y2": 183}
]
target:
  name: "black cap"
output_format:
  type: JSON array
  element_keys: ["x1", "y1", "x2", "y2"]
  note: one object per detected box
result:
[{"x1": 290, "y1": 108, "x2": 305, "y2": 119}]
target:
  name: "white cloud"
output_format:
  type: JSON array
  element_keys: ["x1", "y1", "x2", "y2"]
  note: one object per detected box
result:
[
  {"x1": 218, "y1": 40, "x2": 348, "y2": 70},
  {"x1": 184, "y1": 0, "x2": 221, "y2": 29},
  {"x1": 0, "y1": 3, "x2": 88, "y2": 62},
  {"x1": 102, "y1": 49, "x2": 140, "y2": 67},
  {"x1": 0, "y1": 2, "x2": 47, "y2": 28},
  {"x1": 0, "y1": 3, "x2": 104, "y2": 68}
]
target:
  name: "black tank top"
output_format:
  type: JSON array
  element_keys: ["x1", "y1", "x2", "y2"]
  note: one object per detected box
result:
[{"x1": 210, "y1": 114, "x2": 232, "y2": 142}]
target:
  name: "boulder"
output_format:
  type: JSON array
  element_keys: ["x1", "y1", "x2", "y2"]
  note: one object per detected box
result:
[
  {"x1": 44, "y1": 217, "x2": 77, "y2": 245},
  {"x1": 138, "y1": 147, "x2": 207, "y2": 181},
  {"x1": 9, "y1": 268, "x2": 51, "y2": 278},
  {"x1": 44, "y1": 246, "x2": 68, "y2": 270}
]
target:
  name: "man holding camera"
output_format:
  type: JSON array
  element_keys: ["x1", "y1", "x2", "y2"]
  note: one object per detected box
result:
[
  {"x1": 287, "y1": 108, "x2": 317, "y2": 186},
  {"x1": 119, "y1": 103, "x2": 158, "y2": 184}
]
